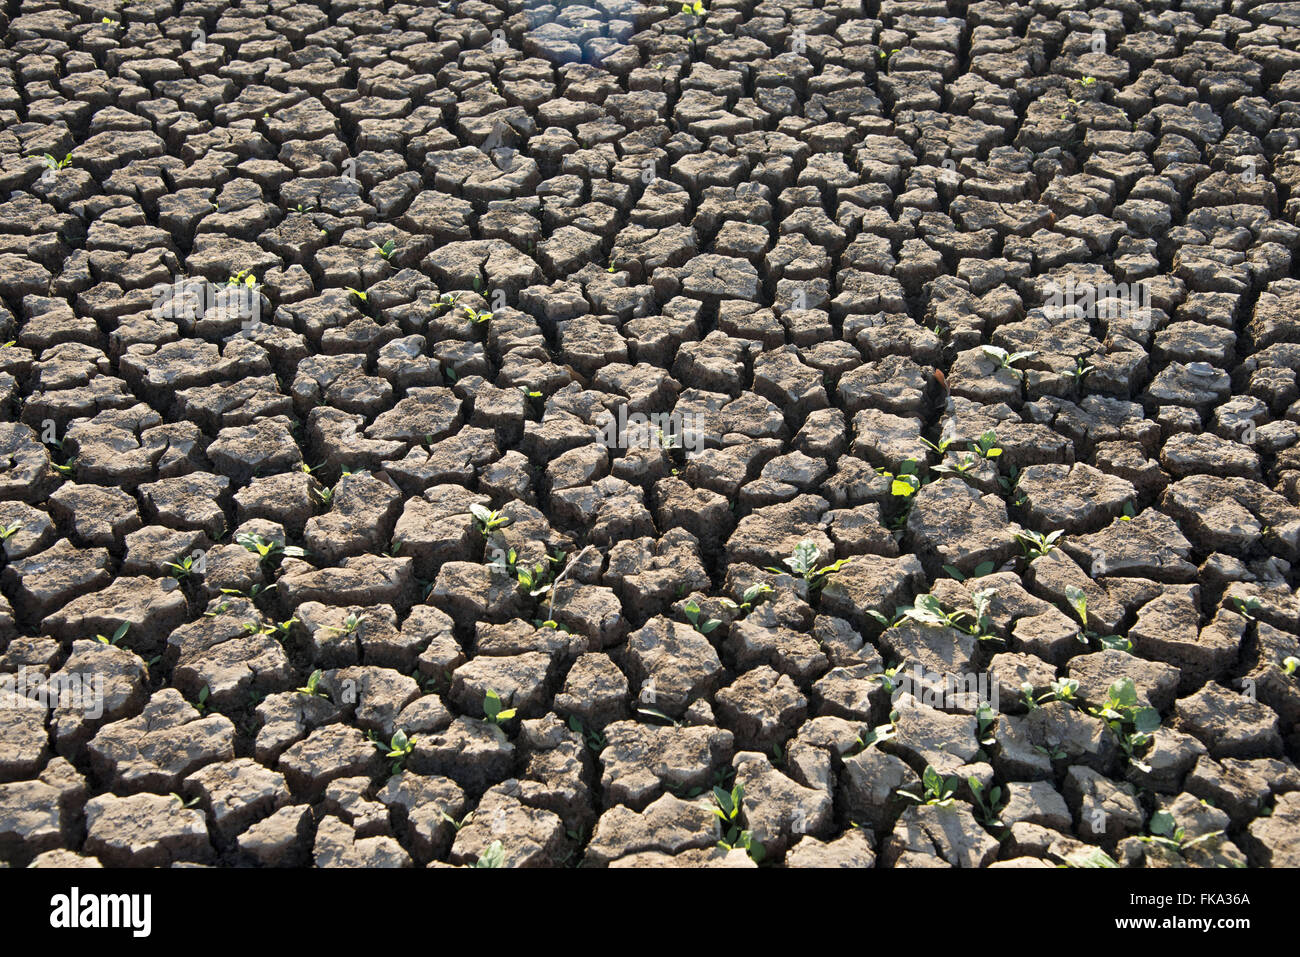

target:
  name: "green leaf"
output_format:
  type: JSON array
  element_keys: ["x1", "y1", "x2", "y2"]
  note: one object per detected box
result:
[
  {"x1": 1149, "y1": 810, "x2": 1176, "y2": 837},
  {"x1": 1133, "y1": 707, "x2": 1161, "y2": 735}
]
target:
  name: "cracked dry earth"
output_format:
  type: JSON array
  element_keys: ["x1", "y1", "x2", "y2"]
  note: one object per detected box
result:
[{"x1": 2, "y1": 0, "x2": 1300, "y2": 872}]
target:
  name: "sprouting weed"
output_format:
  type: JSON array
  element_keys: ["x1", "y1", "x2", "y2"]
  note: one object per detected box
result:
[
  {"x1": 712, "y1": 783, "x2": 764, "y2": 863},
  {"x1": 1014, "y1": 529, "x2": 1063, "y2": 560},
  {"x1": 370, "y1": 728, "x2": 415, "y2": 774},
  {"x1": 482, "y1": 689, "x2": 517, "y2": 727},
  {"x1": 475, "y1": 841, "x2": 506, "y2": 867},
  {"x1": 969, "y1": 431, "x2": 1002, "y2": 459},
  {"x1": 0, "y1": 522, "x2": 23, "y2": 541},
  {"x1": 981, "y1": 345, "x2": 1036, "y2": 375},
  {"x1": 462, "y1": 305, "x2": 491, "y2": 324},
  {"x1": 345, "y1": 286, "x2": 368, "y2": 302},
  {"x1": 1089, "y1": 677, "x2": 1160, "y2": 772},
  {"x1": 682, "y1": 599, "x2": 721, "y2": 635},
  {"x1": 899, "y1": 766, "x2": 959, "y2": 806},
  {"x1": 470, "y1": 503, "x2": 511, "y2": 536},
  {"x1": 371, "y1": 239, "x2": 397, "y2": 259},
  {"x1": 295, "y1": 669, "x2": 326, "y2": 697},
  {"x1": 235, "y1": 532, "x2": 307, "y2": 564},
  {"x1": 95, "y1": 623, "x2": 130, "y2": 646},
  {"x1": 1064, "y1": 585, "x2": 1131, "y2": 652},
  {"x1": 764, "y1": 540, "x2": 850, "y2": 590}
]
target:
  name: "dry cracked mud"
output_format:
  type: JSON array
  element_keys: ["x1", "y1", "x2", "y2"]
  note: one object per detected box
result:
[{"x1": 0, "y1": 0, "x2": 1299, "y2": 870}]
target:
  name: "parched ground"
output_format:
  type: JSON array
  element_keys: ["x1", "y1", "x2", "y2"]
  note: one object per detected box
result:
[{"x1": 0, "y1": 0, "x2": 1299, "y2": 870}]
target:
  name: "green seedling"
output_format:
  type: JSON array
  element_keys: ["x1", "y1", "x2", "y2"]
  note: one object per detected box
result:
[
  {"x1": 371, "y1": 728, "x2": 415, "y2": 774},
  {"x1": 942, "y1": 560, "x2": 996, "y2": 581},
  {"x1": 42, "y1": 152, "x2": 73, "y2": 171},
  {"x1": 433, "y1": 292, "x2": 458, "y2": 313},
  {"x1": 475, "y1": 841, "x2": 506, "y2": 868},
  {"x1": 898, "y1": 588, "x2": 998, "y2": 642},
  {"x1": 371, "y1": 239, "x2": 397, "y2": 259},
  {"x1": 1231, "y1": 595, "x2": 1261, "y2": 621},
  {"x1": 968, "y1": 776, "x2": 1004, "y2": 829},
  {"x1": 265, "y1": 617, "x2": 297, "y2": 641},
  {"x1": 463, "y1": 305, "x2": 491, "y2": 324},
  {"x1": 1141, "y1": 810, "x2": 1224, "y2": 855},
  {"x1": 0, "y1": 522, "x2": 23, "y2": 541},
  {"x1": 1089, "y1": 677, "x2": 1160, "y2": 772},
  {"x1": 483, "y1": 688, "x2": 516, "y2": 727},
  {"x1": 680, "y1": 0, "x2": 705, "y2": 13},
  {"x1": 880, "y1": 458, "x2": 923, "y2": 498},
  {"x1": 344, "y1": 286, "x2": 368, "y2": 302},
  {"x1": 567, "y1": 715, "x2": 606, "y2": 753},
  {"x1": 919, "y1": 436, "x2": 953, "y2": 455},
  {"x1": 295, "y1": 669, "x2": 326, "y2": 697},
  {"x1": 1119, "y1": 501, "x2": 1136, "y2": 521},
  {"x1": 900, "y1": 766, "x2": 959, "y2": 806},
  {"x1": 1070, "y1": 356, "x2": 1095, "y2": 382},
  {"x1": 194, "y1": 685, "x2": 211, "y2": 714},
  {"x1": 313, "y1": 484, "x2": 335, "y2": 505},
  {"x1": 1063, "y1": 585, "x2": 1130, "y2": 651},
  {"x1": 981, "y1": 345, "x2": 1036, "y2": 374},
  {"x1": 164, "y1": 554, "x2": 203, "y2": 580},
  {"x1": 869, "y1": 666, "x2": 905, "y2": 693},
  {"x1": 170, "y1": 793, "x2": 201, "y2": 808},
  {"x1": 1282, "y1": 656, "x2": 1298, "y2": 676},
  {"x1": 95, "y1": 623, "x2": 130, "y2": 646},
  {"x1": 969, "y1": 430, "x2": 1002, "y2": 459},
  {"x1": 226, "y1": 269, "x2": 257, "y2": 288},
  {"x1": 931, "y1": 452, "x2": 980, "y2": 477},
  {"x1": 441, "y1": 810, "x2": 474, "y2": 832},
  {"x1": 1034, "y1": 743, "x2": 1067, "y2": 760},
  {"x1": 975, "y1": 701, "x2": 997, "y2": 748},
  {"x1": 235, "y1": 532, "x2": 307, "y2": 564},
  {"x1": 712, "y1": 783, "x2": 764, "y2": 862},
  {"x1": 514, "y1": 560, "x2": 555, "y2": 598},
  {"x1": 1014, "y1": 529, "x2": 1062, "y2": 560},
  {"x1": 470, "y1": 503, "x2": 511, "y2": 536},
  {"x1": 1039, "y1": 677, "x2": 1080, "y2": 704},
  {"x1": 765, "y1": 540, "x2": 850, "y2": 589},
  {"x1": 1081, "y1": 76, "x2": 1097, "y2": 86},
  {"x1": 682, "y1": 599, "x2": 721, "y2": 635},
  {"x1": 322, "y1": 612, "x2": 364, "y2": 635},
  {"x1": 1019, "y1": 681, "x2": 1038, "y2": 711}
]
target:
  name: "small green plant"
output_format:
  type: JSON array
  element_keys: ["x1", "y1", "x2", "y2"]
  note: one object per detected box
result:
[
  {"x1": 898, "y1": 588, "x2": 998, "y2": 642},
  {"x1": 226, "y1": 269, "x2": 257, "y2": 288},
  {"x1": 514, "y1": 560, "x2": 555, "y2": 599},
  {"x1": 931, "y1": 452, "x2": 981, "y2": 477},
  {"x1": 1039, "y1": 677, "x2": 1080, "y2": 704},
  {"x1": 765, "y1": 540, "x2": 850, "y2": 589},
  {"x1": 942, "y1": 560, "x2": 996, "y2": 581},
  {"x1": 164, "y1": 554, "x2": 203, "y2": 580},
  {"x1": 470, "y1": 503, "x2": 511, "y2": 536},
  {"x1": 95, "y1": 623, "x2": 130, "y2": 646},
  {"x1": 1063, "y1": 585, "x2": 1130, "y2": 651},
  {"x1": 1282, "y1": 656, "x2": 1298, "y2": 676},
  {"x1": 1231, "y1": 595, "x2": 1261, "y2": 621},
  {"x1": 345, "y1": 286, "x2": 368, "y2": 302},
  {"x1": 194, "y1": 685, "x2": 211, "y2": 714},
  {"x1": 1140, "y1": 810, "x2": 1224, "y2": 855},
  {"x1": 235, "y1": 532, "x2": 307, "y2": 565},
  {"x1": 981, "y1": 345, "x2": 1036, "y2": 375},
  {"x1": 295, "y1": 669, "x2": 326, "y2": 697},
  {"x1": 1070, "y1": 356, "x2": 1095, "y2": 383},
  {"x1": 483, "y1": 688, "x2": 516, "y2": 727},
  {"x1": 975, "y1": 701, "x2": 997, "y2": 749},
  {"x1": 0, "y1": 522, "x2": 23, "y2": 541},
  {"x1": 567, "y1": 715, "x2": 606, "y2": 753},
  {"x1": 1014, "y1": 529, "x2": 1062, "y2": 560},
  {"x1": 1089, "y1": 677, "x2": 1160, "y2": 772},
  {"x1": 170, "y1": 792, "x2": 202, "y2": 808},
  {"x1": 42, "y1": 152, "x2": 73, "y2": 171},
  {"x1": 475, "y1": 841, "x2": 506, "y2": 867},
  {"x1": 463, "y1": 305, "x2": 491, "y2": 324},
  {"x1": 372, "y1": 728, "x2": 415, "y2": 774},
  {"x1": 682, "y1": 599, "x2": 721, "y2": 635},
  {"x1": 1081, "y1": 75, "x2": 1097, "y2": 86},
  {"x1": 869, "y1": 666, "x2": 905, "y2": 694},
  {"x1": 969, "y1": 430, "x2": 1002, "y2": 459},
  {"x1": 371, "y1": 239, "x2": 397, "y2": 259},
  {"x1": 899, "y1": 766, "x2": 959, "y2": 806},
  {"x1": 968, "y1": 776, "x2": 1004, "y2": 829},
  {"x1": 712, "y1": 783, "x2": 764, "y2": 862},
  {"x1": 322, "y1": 612, "x2": 364, "y2": 635},
  {"x1": 681, "y1": 0, "x2": 705, "y2": 13},
  {"x1": 880, "y1": 459, "x2": 923, "y2": 498},
  {"x1": 441, "y1": 810, "x2": 474, "y2": 832}
]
